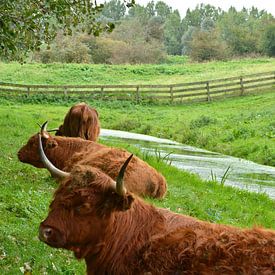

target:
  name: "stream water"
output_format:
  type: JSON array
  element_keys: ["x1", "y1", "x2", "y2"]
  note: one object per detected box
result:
[{"x1": 100, "y1": 129, "x2": 275, "y2": 200}]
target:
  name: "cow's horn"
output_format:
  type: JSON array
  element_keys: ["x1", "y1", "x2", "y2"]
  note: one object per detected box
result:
[
  {"x1": 40, "y1": 121, "x2": 50, "y2": 139},
  {"x1": 116, "y1": 154, "x2": 133, "y2": 196},
  {"x1": 47, "y1": 128, "x2": 60, "y2": 133},
  {"x1": 38, "y1": 133, "x2": 70, "y2": 178}
]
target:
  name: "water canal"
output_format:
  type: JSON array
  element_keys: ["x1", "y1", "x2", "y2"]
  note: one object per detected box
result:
[{"x1": 100, "y1": 129, "x2": 275, "y2": 200}]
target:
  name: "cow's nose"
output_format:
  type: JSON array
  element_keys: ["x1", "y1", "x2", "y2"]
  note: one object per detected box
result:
[
  {"x1": 39, "y1": 226, "x2": 53, "y2": 241},
  {"x1": 43, "y1": 227, "x2": 52, "y2": 238}
]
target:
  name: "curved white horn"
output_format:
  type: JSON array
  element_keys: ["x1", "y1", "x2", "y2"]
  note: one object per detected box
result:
[
  {"x1": 40, "y1": 121, "x2": 50, "y2": 139},
  {"x1": 38, "y1": 133, "x2": 70, "y2": 178}
]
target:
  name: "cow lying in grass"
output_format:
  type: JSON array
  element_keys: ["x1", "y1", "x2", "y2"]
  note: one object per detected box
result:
[
  {"x1": 17, "y1": 122, "x2": 167, "y2": 199},
  {"x1": 55, "y1": 102, "x2": 100, "y2": 142},
  {"x1": 38, "y1": 135, "x2": 275, "y2": 274}
]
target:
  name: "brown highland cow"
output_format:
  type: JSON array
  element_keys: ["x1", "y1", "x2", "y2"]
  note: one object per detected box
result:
[
  {"x1": 55, "y1": 102, "x2": 100, "y2": 142},
  {"x1": 39, "y1": 140, "x2": 275, "y2": 275},
  {"x1": 17, "y1": 122, "x2": 167, "y2": 198}
]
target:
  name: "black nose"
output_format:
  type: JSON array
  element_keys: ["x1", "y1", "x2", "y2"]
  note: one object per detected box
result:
[
  {"x1": 39, "y1": 223, "x2": 66, "y2": 248},
  {"x1": 39, "y1": 226, "x2": 53, "y2": 241},
  {"x1": 43, "y1": 227, "x2": 52, "y2": 238}
]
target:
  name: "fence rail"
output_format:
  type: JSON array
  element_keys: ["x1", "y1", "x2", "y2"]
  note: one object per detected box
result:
[{"x1": 0, "y1": 71, "x2": 274, "y2": 103}]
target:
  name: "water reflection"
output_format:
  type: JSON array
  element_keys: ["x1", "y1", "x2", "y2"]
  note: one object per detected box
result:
[{"x1": 100, "y1": 129, "x2": 275, "y2": 199}]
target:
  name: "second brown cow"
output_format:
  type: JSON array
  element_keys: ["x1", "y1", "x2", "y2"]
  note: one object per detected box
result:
[
  {"x1": 55, "y1": 102, "x2": 100, "y2": 142},
  {"x1": 17, "y1": 122, "x2": 167, "y2": 199}
]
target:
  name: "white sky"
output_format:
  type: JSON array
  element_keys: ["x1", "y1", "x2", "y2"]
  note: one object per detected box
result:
[{"x1": 133, "y1": 0, "x2": 275, "y2": 17}]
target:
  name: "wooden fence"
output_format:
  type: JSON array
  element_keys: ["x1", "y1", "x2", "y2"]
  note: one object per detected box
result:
[{"x1": 0, "y1": 71, "x2": 274, "y2": 103}]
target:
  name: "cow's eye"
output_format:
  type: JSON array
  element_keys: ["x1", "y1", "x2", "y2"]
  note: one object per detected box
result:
[
  {"x1": 74, "y1": 203, "x2": 91, "y2": 215},
  {"x1": 74, "y1": 205, "x2": 82, "y2": 214}
]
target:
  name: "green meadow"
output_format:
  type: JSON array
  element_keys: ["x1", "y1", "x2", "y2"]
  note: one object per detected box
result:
[
  {"x1": 0, "y1": 102, "x2": 274, "y2": 274},
  {"x1": 1, "y1": 57, "x2": 275, "y2": 166},
  {"x1": 0, "y1": 56, "x2": 275, "y2": 85},
  {"x1": 0, "y1": 57, "x2": 274, "y2": 273}
]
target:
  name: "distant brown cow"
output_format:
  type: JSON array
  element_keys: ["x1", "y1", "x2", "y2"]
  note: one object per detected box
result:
[
  {"x1": 39, "y1": 147, "x2": 275, "y2": 275},
  {"x1": 55, "y1": 102, "x2": 100, "y2": 141},
  {"x1": 17, "y1": 122, "x2": 167, "y2": 198}
]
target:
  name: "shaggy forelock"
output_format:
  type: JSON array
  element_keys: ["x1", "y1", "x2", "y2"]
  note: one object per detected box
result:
[{"x1": 63, "y1": 165, "x2": 115, "y2": 192}]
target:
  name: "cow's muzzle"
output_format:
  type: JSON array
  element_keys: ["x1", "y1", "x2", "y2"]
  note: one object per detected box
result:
[{"x1": 39, "y1": 223, "x2": 66, "y2": 248}]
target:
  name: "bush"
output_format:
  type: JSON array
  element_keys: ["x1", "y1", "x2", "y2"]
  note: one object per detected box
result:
[
  {"x1": 190, "y1": 30, "x2": 229, "y2": 61},
  {"x1": 34, "y1": 32, "x2": 91, "y2": 63}
]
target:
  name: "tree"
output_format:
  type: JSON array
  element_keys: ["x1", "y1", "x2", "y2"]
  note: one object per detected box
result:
[
  {"x1": 200, "y1": 17, "x2": 215, "y2": 31},
  {"x1": 101, "y1": 0, "x2": 126, "y2": 21},
  {"x1": 261, "y1": 22, "x2": 275, "y2": 56},
  {"x1": 183, "y1": 4, "x2": 222, "y2": 29},
  {"x1": 216, "y1": 7, "x2": 265, "y2": 55},
  {"x1": 181, "y1": 26, "x2": 198, "y2": 55},
  {"x1": 98, "y1": 17, "x2": 166, "y2": 64},
  {"x1": 0, "y1": 0, "x2": 135, "y2": 61},
  {"x1": 155, "y1": 1, "x2": 172, "y2": 22},
  {"x1": 164, "y1": 10, "x2": 183, "y2": 55},
  {"x1": 145, "y1": 16, "x2": 164, "y2": 42}
]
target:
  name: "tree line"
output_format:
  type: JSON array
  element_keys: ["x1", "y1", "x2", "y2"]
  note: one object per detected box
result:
[{"x1": 2, "y1": 1, "x2": 275, "y2": 63}]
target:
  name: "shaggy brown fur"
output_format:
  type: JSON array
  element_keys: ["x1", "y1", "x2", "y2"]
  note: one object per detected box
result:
[
  {"x1": 55, "y1": 102, "x2": 100, "y2": 142},
  {"x1": 39, "y1": 165, "x2": 275, "y2": 275},
  {"x1": 65, "y1": 147, "x2": 167, "y2": 198},
  {"x1": 17, "y1": 134, "x2": 103, "y2": 170},
  {"x1": 17, "y1": 132, "x2": 167, "y2": 198}
]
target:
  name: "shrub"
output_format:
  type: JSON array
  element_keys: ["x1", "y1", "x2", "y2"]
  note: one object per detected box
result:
[
  {"x1": 189, "y1": 30, "x2": 229, "y2": 61},
  {"x1": 34, "y1": 32, "x2": 91, "y2": 63}
]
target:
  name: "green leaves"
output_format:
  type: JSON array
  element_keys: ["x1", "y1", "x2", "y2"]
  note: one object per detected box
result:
[{"x1": 0, "y1": 0, "x2": 135, "y2": 62}]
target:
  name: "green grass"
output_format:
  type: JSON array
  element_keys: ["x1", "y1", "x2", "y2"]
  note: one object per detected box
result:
[
  {"x1": 0, "y1": 100, "x2": 274, "y2": 274},
  {"x1": 0, "y1": 56, "x2": 275, "y2": 85},
  {"x1": 0, "y1": 57, "x2": 274, "y2": 165},
  {"x1": 0, "y1": 58, "x2": 274, "y2": 273},
  {"x1": 1, "y1": 90, "x2": 274, "y2": 166}
]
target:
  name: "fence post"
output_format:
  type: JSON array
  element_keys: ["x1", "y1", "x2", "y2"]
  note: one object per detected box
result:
[
  {"x1": 27, "y1": 86, "x2": 30, "y2": 97},
  {"x1": 240, "y1": 76, "x2": 244, "y2": 96},
  {"x1": 170, "y1": 86, "x2": 173, "y2": 103},
  {"x1": 206, "y1": 81, "x2": 211, "y2": 102},
  {"x1": 136, "y1": 86, "x2": 140, "y2": 103},
  {"x1": 64, "y1": 87, "x2": 68, "y2": 97},
  {"x1": 101, "y1": 86, "x2": 104, "y2": 100}
]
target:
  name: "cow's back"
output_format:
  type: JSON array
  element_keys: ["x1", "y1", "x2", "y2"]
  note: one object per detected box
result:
[
  {"x1": 66, "y1": 147, "x2": 167, "y2": 198},
  {"x1": 57, "y1": 103, "x2": 100, "y2": 142}
]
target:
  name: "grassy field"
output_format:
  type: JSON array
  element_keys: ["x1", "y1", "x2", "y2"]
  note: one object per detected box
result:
[
  {"x1": 0, "y1": 56, "x2": 275, "y2": 85},
  {"x1": 0, "y1": 57, "x2": 274, "y2": 166},
  {"x1": 1, "y1": 90, "x2": 274, "y2": 166},
  {"x1": 0, "y1": 57, "x2": 274, "y2": 273},
  {"x1": 0, "y1": 102, "x2": 274, "y2": 274}
]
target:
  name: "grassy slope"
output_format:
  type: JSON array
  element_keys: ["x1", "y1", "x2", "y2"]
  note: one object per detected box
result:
[
  {"x1": 0, "y1": 57, "x2": 275, "y2": 85},
  {"x1": 0, "y1": 103, "x2": 274, "y2": 274}
]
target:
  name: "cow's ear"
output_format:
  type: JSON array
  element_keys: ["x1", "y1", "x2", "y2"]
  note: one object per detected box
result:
[
  {"x1": 116, "y1": 193, "x2": 134, "y2": 211},
  {"x1": 46, "y1": 139, "x2": 58, "y2": 149},
  {"x1": 104, "y1": 192, "x2": 134, "y2": 212}
]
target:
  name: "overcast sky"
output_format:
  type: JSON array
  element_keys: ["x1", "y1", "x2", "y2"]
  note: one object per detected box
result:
[{"x1": 133, "y1": 0, "x2": 275, "y2": 17}]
